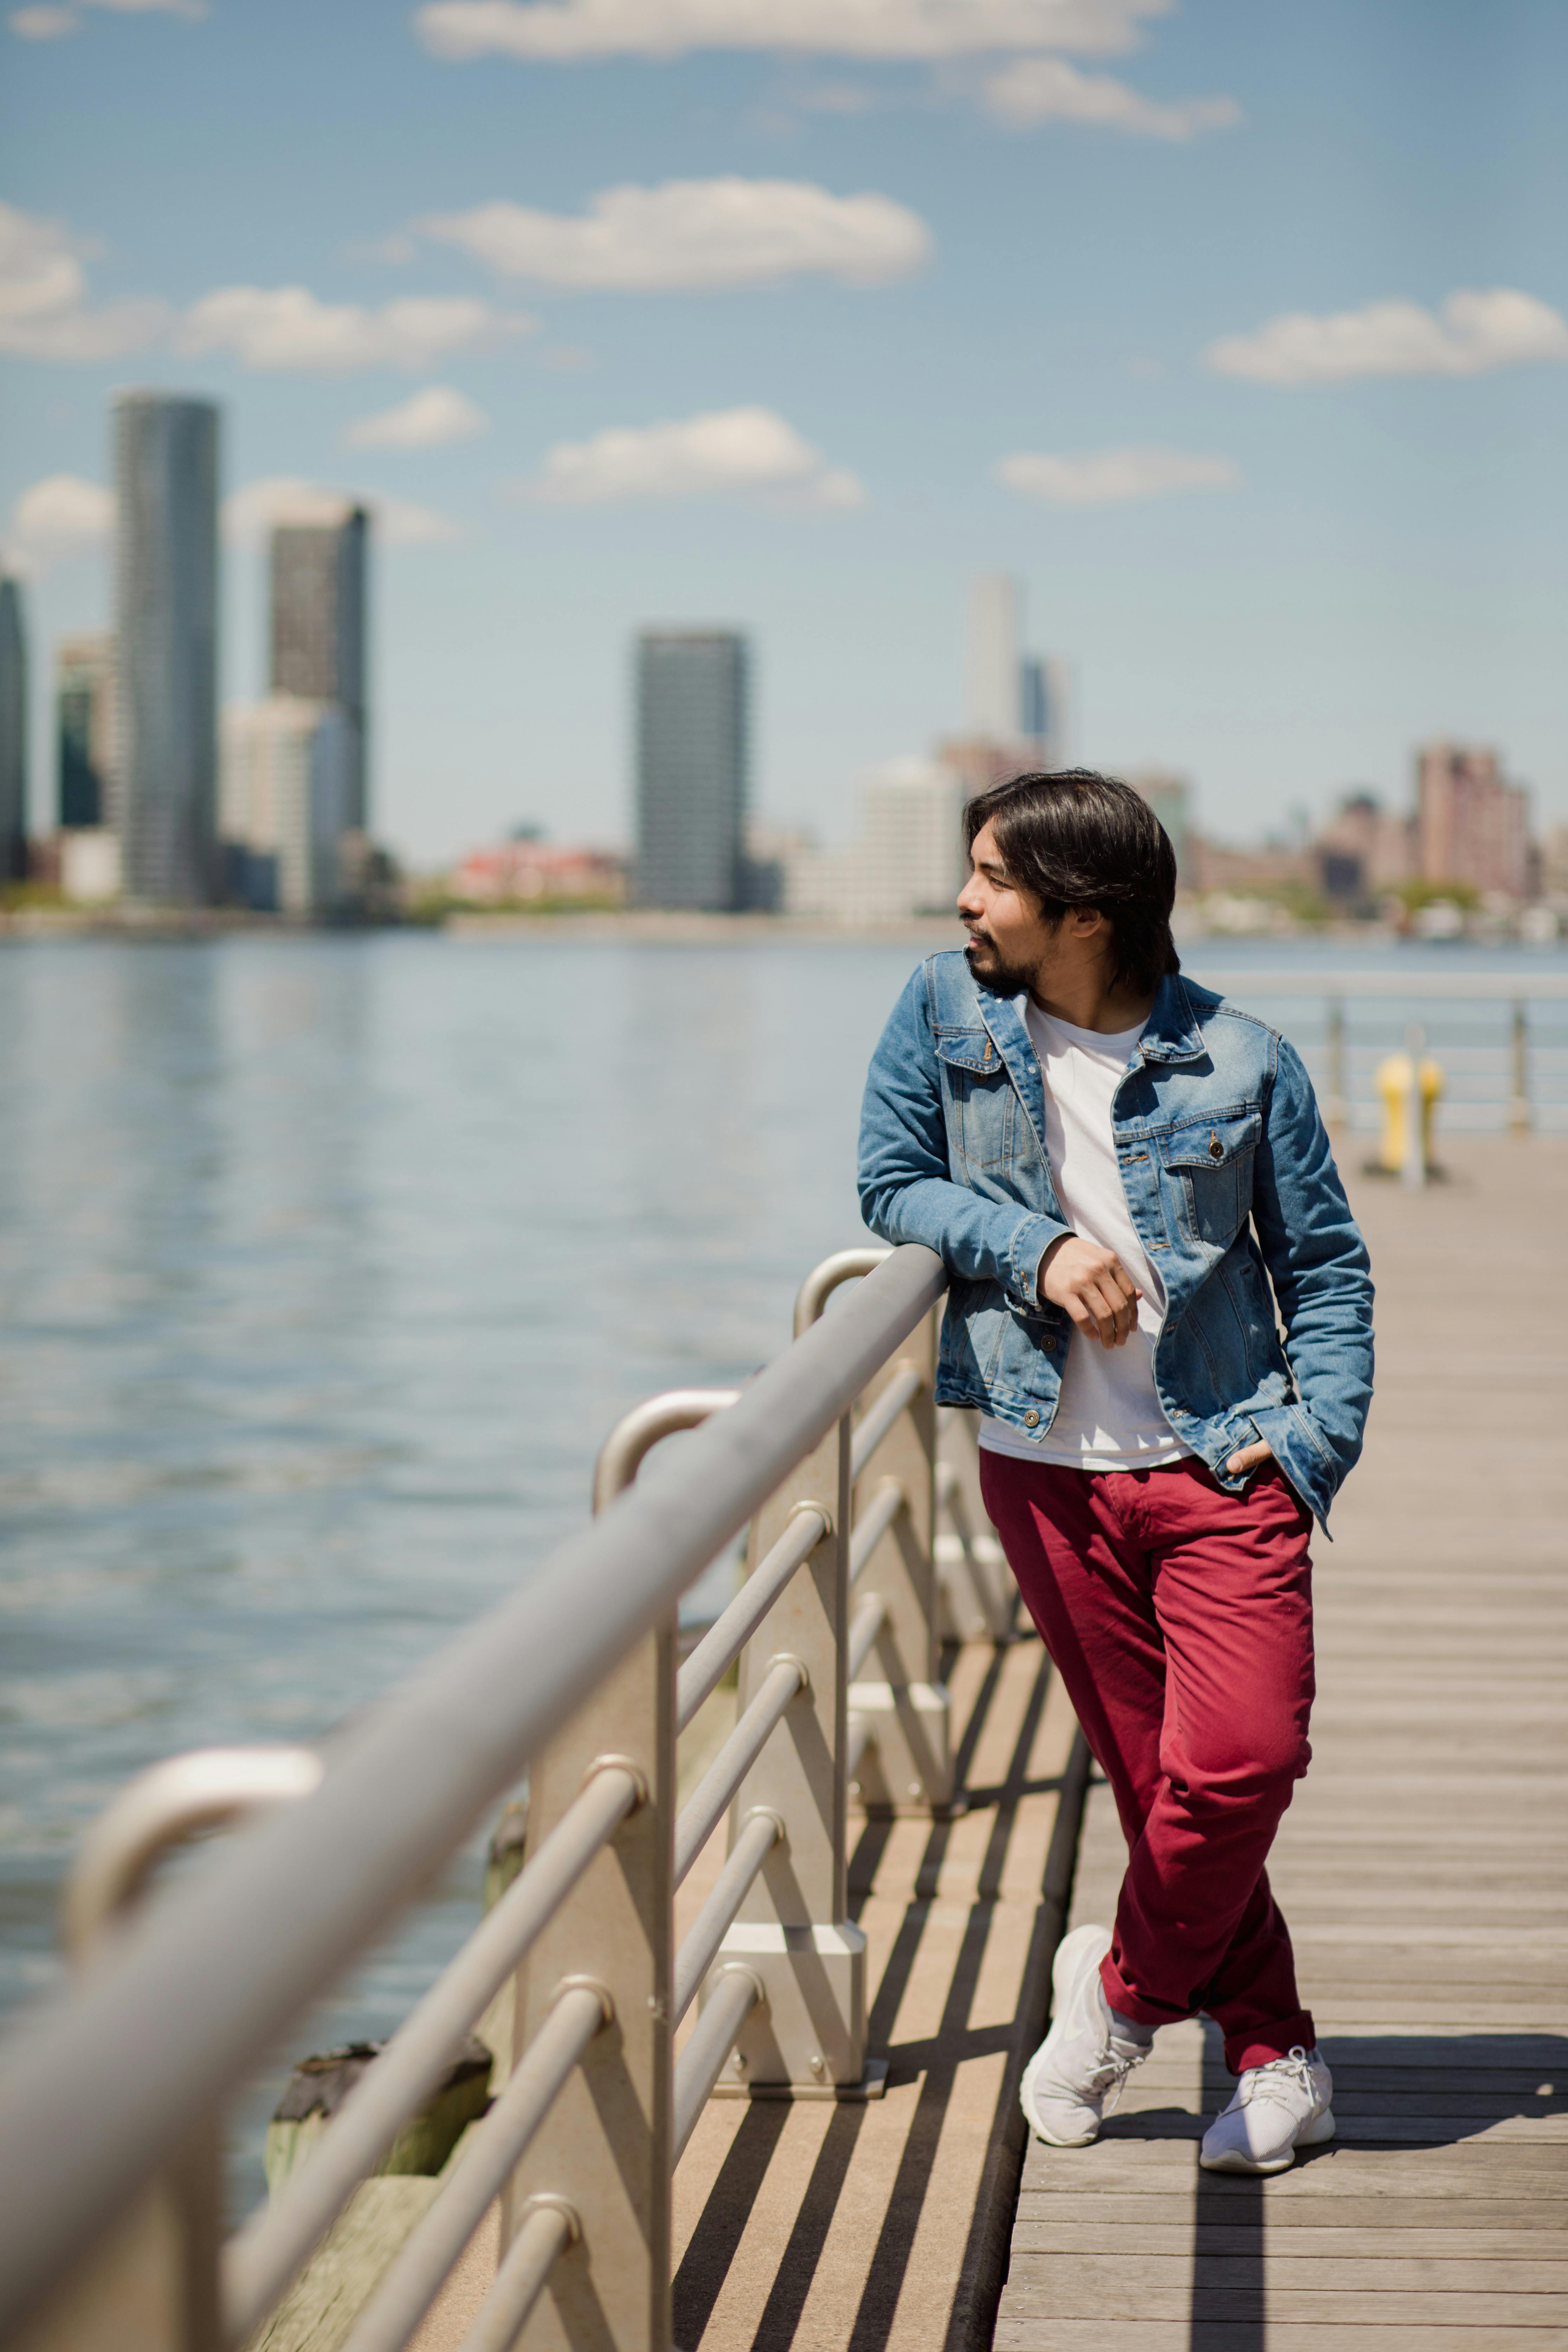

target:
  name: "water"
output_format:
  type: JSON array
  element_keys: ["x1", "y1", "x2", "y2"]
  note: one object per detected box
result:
[{"x1": 1, "y1": 928, "x2": 1563, "y2": 2198}]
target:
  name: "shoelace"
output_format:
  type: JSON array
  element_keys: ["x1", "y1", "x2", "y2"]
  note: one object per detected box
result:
[
  {"x1": 1234, "y1": 2045, "x2": 1318, "y2": 2109},
  {"x1": 1085, "y1": 2036, "x2": 1148, "y2": 2117}
]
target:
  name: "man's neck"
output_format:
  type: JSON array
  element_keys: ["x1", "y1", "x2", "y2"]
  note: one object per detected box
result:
[{"x1": 1027, "y1": 964, "x2": 1157, "y2": 1036}]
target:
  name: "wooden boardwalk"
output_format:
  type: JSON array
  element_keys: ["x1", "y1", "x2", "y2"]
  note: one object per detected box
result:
[{"x1": 996, "y1": 1135, "x2": 1568, "y2": 2351}]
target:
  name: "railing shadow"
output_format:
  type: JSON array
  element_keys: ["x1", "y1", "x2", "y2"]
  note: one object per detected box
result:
[{"x1": 672, "y1": 1633, "x2": 1055, "y2": 2352}]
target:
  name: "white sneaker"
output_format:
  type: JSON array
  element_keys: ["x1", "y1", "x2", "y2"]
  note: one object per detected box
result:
[
  {"x1": 1200, "y1": 2046, "x2": 1335, "y2": 2174},
  {"x1": 1020, "y1": 1923, "x2": 1149, "y2": 2147}
]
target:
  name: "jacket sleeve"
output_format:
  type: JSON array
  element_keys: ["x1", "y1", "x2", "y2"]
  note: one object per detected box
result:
[
  {"x1": 1250, "y1": 1033, "x2": 1375, "y2": 1498},
  {"x1": 857, "y1": 965, "x2": 1072, "y2": 1311}
]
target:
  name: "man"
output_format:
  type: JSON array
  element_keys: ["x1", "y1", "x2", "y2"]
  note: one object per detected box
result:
[{"x1": 857, "y1": 770, "x2": 1373, "y2": 2175}]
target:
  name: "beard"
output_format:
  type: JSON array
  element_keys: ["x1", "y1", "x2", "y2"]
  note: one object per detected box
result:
[{"x1": 963, "y1": 930, "x2": 1035, "y2": 1000}]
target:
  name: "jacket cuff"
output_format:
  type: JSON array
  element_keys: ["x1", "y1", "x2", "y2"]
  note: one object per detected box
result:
[{"x1": 1004, "y1": 1214, "x2": 1073, "y2": 1309}]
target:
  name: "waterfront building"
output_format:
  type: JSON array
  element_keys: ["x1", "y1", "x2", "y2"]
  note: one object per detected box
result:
[
  {"x1": 56, "y1": 633, "x2": 118, "y2": 831},
  {"x1": 634, "y1": 629, "x2": 748, "y2": 911},
  {"x1": 0, "y1": 576, "x2": 26, "y2": 882},
  {"x1": 114, "y1": 392, "x2": 220, "y2": 905},
  {"x1": 220, "y1": 695, "x2": 350, "y2": 917},
  {"x1": 450, "y1": 837, "x2": 624, "y2": 906},
  {"x1": 767, "y1": 758, "x2": 966, "y2": 925},
  {"x1": 1313, "y1": 789, "x2": 1414, "y2": 906},
  {"x1": 1130, "y1": 770, "x2": 1192, "y2": 881},
  {"x1": 1416, "y1": 741, "x2": 1530, "y2": 900},
  {"x1": 270, "y1": 504, "x2": 368, "y2": 832}
]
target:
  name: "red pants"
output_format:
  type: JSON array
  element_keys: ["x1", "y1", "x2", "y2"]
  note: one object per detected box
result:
[{"x1": 979, "y1": 1451, "x2": 1316, "y2": 2074}]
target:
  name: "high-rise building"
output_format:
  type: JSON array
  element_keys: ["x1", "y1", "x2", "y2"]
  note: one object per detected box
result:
[
  {"x1": 114, "y1": 392, "x2": 220, "y2": 904},
  {"x1": 634, "y1": 630, "x2": 748, "y2": 910},
  {"x1": 220, "y1": 695, "x2": 351, "y2": 917},
  {"x1": 269, "y1": 504, "x2": 368, "y2": 831},
  {"x1": 0, "y1": 576, "x2": 26, "y2": 882},
  {"x1": 967, "y1": 574, "x2": 1021, "y2": 740},
  {"x1": 57, "y1": 633, "x2": 118, "y2": 831},
  {"x1": 1416, "y1": 741, "x2": 1531, "y2": 900},
  {"x1": 1129, "y1": 770, "x2": 1192, "y2": 881},
  {"x1": 1019, "y1": 654, "x2": 1072, "y2": 769}
]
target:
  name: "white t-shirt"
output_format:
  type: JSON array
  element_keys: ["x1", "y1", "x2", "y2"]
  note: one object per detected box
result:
[{"x1": 978, "y1": 1002, "x2": 1191, "y2": 1472}]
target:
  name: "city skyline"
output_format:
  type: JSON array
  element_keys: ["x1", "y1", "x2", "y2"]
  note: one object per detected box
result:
[{"x1": 1, "y1": 0, "x2": 1565, "y2": 862}]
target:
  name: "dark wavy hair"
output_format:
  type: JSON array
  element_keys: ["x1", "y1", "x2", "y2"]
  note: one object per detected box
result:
[{"x1": 963, "y1": 769, "x2": 1180, "y2": 998}]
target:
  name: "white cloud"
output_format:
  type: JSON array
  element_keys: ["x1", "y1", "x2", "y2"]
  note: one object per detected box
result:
[
  {"x1": 982, "y1": 54, "x2": 1238, "y2": 136},
  {"x1": 5, "y1": 473, "x2": 116, "y2": 574},
  {"x1": 9, "y1": 0, "x2": 204, "y2": 31},
  {"x1": 0, "y1": 200, "x2": 166, "y2": 359},
  {"x1": 1206, "y1": 288, "x2": 1568, "y2": 384},
  {"x1": 344, "y1": 386, "x2": 489, "y2": 449},
  {"x1": 996, "y1": 445, "x2": 1238, "y2": 504},
  {"x1": 420, "y1": 179, "x2": 929, "y2": 291},
  {"x1": 223, "y1": 478, "x2": 462, "y2": 548},
  {"x1": 523, "y1": 404, "x2": 865, "y2": 507},
  {"x1": 414, "y1": 0, "x2": 1168, "y2": 61},
  {"x1": 177, "y1": 286, "x2": 532, "y2": 373}
]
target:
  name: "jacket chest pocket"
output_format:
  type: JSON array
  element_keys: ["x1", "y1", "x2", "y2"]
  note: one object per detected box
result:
[
  {"x1": 1160, "y1": 1108, "x2": 1262, "y2": 1245},
  {"x1": 936, "y1": 1030, "x2": 1015, "y2": 1172}
]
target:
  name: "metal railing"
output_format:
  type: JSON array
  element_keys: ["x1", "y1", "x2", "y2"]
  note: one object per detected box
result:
[
  {"x1": 1195, "y1": 968, "x2": 1568, "y2": 1135},
  {"x1": 0, "y1": 1241, "x2": 1016, "y2": 2352}
]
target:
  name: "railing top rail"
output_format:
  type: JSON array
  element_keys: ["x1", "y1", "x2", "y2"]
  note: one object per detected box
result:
[
  {"x1": 1193, "y1": 969, "x2": 1568, "y2": 1001},
  {"x1": 0, "y1": 1242, "x2": 946, "y2": 2344}
]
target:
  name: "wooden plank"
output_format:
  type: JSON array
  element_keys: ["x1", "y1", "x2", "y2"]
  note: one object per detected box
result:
[
  {"x1": 1013, "y1": 2224, "x2": 1568, "y2": 2257},
  {"x1": 1014, "y1": 2199, "x2": 1568, "y2": 2234},
  {"x1": 995, "y1": 2326, "x2": 1568, "y2": 2352}
]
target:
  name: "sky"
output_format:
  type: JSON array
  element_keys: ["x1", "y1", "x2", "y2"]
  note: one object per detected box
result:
[{"x1": 2, "y1": 0, "x2": 1566, "y2": 867}]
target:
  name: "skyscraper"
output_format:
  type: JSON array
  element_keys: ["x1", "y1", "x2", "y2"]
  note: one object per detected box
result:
[
  {"x1": 269, "y1": 504, "x2": 368, "y2": 832},
  {"x1": 220, "y1": 696, "x2": 351, "y2": 917},
  {"x1": 57, "y1": 633, "x2": 117, "y2": 830},
  {"x1": 114, "y1": 392, "x2": 220, "y2": 904},
  {"x1": 967, "y1": 574, "x2": 1021, "y2": 740},
  {"x1": 0, "y1": 577, "x2": 26, "y2": 883},
  {"x1": 1018, "y1": 654, "x2": 1072, "y2": 769},
  {"x1": 635, "y1": 630, "x2": 749, "y2": 911}
]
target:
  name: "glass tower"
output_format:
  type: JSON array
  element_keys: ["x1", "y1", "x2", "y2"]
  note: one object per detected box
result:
[
  {"x1": 270, "y1": 507, "x2": 368, "y2": 833},
  {"x1": 114, "y1": 392, "x2": 220, "y2": 905},
  {"x1": 634, "y1": 630, "x2": 749, "y2": 912},
  {"x1": 0, "y1": 577, "x2": 26, "y2": 883}
]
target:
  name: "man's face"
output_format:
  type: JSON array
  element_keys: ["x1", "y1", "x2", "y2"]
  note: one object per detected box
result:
[{"x1": 957, "y1": 819, "x2": 1061, "y2": 996}]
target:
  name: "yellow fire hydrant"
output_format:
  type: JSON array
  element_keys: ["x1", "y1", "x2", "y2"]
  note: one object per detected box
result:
[{"x1": 1374, "y1": 1050, "x2": 1444, "y2": 1176}]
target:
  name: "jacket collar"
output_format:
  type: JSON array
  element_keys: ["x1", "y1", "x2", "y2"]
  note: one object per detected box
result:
[
  {"x1": 969, "y1": 966, "x2": 1208, "y2": 1067},
  {"x1": 1136, "y1": 971, "x2": 1209, "y2": 1063}
]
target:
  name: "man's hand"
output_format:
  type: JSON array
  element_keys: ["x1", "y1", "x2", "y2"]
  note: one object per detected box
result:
[
  {"x1": 1039, "y1": 1235, "x2": 1140, "y2": 1348},
  {"x1": 1225, "y1": 1440, "x2": 1276, "y2": 1479}
]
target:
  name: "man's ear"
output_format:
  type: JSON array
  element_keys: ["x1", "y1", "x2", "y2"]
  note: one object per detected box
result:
[{"x1": 1066, "y1": 904, "x2": 1107, "y2": 941}]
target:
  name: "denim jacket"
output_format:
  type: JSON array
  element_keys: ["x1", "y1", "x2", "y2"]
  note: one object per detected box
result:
[{"x1": 857, "y1": 954, "x2": 1374, "y2": 1528}]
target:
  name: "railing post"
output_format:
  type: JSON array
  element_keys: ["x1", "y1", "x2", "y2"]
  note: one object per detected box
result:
[
  {"x1": 12, "y1": 1749, "x2": 323, "y2": 2352},
  {"x1": 501, "y1": 1640, "x2": 675, "y2": 2352},
  {"x1": 1510, "y1": 998, "x2": 1531, "y2": 1136},
  {"x1": 848, "y1": 1305, "x2": 953, "y2": 1815},
  {"x1": 707, "y1": 1407, "x2": 870, "y2": 2092},
  {"x1": 1325, "y1": 994, "x2": 1346, "y2": 1131}
]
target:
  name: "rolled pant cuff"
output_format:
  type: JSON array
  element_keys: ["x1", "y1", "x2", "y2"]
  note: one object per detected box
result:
[
  {"x1": 1226, "y1": 2013, "x2": 1317, "y2": 2075},
  {"x1": 1097, "y1": 1954, "x2": 1185, "y2": 2033}
]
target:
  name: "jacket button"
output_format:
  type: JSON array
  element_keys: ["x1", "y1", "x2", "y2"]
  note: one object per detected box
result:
[
  {"x1": 1041, "y1": 1337, "x2": 1056, "y2": 1354},
  {"x1": 1024, "y1": 1410, "x2": 1040, "y2": 1427},
  {"x1": 1208, "y1": 1132, "x2": 1224, "y2": 1160}
]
